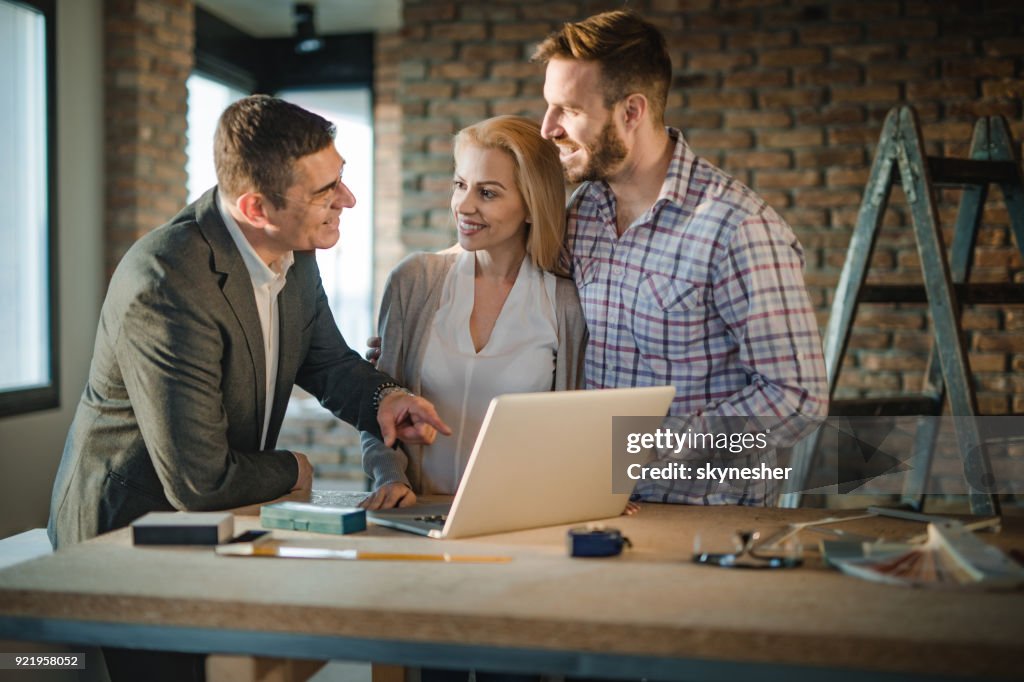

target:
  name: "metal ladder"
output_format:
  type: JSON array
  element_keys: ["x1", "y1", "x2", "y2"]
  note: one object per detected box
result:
[{"x1": 780, "y1": 106, "x2": 1024, "y2": 515}]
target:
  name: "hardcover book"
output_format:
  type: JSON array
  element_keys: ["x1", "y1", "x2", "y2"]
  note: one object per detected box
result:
[{"x1": 131, "y1": 511, "x2": 235, "y2": 546}]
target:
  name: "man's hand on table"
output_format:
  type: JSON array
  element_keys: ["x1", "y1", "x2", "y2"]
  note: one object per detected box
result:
[{"x1": 359, "y1": 483, "x2": 417, "y2": 510}]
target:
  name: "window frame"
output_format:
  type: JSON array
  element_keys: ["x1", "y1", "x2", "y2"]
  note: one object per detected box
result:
[{"x1": 0, "y1": 0, "x2": 59, "y2": 417}]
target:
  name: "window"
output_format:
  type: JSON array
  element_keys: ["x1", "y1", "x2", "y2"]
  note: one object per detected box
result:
[
  {"x1": 277, "y1": 88, "x2": 374, "y2": 348},
  {"x1": 186, "y1": 72, "x2": 246, "y2": 202},
  {"x1": 0, "y1": 0, "x2": 57, "y2": 417}
]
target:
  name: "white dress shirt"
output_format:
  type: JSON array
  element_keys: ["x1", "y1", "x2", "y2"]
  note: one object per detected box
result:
[
  {"x1": 419, "y1": 249, "x2": 558, "y2": 494},
  {"x1": 218, "y1": 196, "x2": 294, "y2": 449}
]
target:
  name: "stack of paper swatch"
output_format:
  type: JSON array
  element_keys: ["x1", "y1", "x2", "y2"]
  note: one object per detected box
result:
[{"x1": 826, "y1": 520, "x2": 1024, "y2": 589}]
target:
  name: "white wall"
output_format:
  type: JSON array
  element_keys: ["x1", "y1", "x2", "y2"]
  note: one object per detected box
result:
[{"x1": 0, "y1": 0, "x2": 104, "y2": 539}]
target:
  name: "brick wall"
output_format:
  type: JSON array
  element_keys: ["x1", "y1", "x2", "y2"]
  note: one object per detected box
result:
[
  {"x1": 104, "y1": 0, "x2": 193, "y2": 277},
  {"x1": 395, "y1": 0, "x2": 1024, "y2": 415},
  {"x1": 374, "y1": 31, "x2": 405, "y2": 315}
]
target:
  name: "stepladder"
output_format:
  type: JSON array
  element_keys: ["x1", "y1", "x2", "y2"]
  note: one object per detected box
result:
[{"x1": 780, "y1": 106, "x2": 1024, "y2": 515}]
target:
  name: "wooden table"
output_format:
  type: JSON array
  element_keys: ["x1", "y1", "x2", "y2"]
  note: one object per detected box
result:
[{"x1": 0, "y1": 497, "x2": 1021, "y2": 681}]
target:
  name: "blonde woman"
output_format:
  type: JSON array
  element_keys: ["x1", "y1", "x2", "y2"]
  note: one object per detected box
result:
[{"x1": 361, "y1": 115, "x2": 586, "y2": 509}]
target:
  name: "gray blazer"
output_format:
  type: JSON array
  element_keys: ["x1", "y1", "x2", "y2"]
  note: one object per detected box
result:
[
  {"x1": 361, "y1": 248, "x2": 588, "y2": 492},
  {"x1": 48, "y1": 188, "x2": 393, "y2": 547}
]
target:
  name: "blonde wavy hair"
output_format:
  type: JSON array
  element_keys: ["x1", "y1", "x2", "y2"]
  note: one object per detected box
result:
[{"x1": 454, "y1": 115, "x2": 567, "y2": 276}]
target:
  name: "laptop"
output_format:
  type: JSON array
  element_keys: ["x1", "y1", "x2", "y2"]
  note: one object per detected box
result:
[{"x1": 368, "y1": 385, "x2": 676, "y2": 539}]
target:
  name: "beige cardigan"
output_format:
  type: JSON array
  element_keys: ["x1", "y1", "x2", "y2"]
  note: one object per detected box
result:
[{"x1": 361, "y1": 247, "x2": 588, "y2": 491}]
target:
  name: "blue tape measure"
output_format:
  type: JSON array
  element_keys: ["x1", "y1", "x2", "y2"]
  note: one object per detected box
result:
[{"x1": 567, "y1": 525, "x2": 632, "y2": 557}]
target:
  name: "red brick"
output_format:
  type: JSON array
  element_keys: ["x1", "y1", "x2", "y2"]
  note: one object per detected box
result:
[
  {"x1": 430, "y1": 22, "x2": 487, "y2": 41},
  {"x1": 405, "y1": 4, "x2": 457, "y2": 22},
  {"x1": 848, "y1": 331, "x2": 893, "y2": 350},
  {"x1": 430, "y1": 62, "x2": 488, "y2": 79},
  {"x1": 722, "y1": 69, "x2": 790, "y2": 89},
  {"x1": 865, "y1": 62, "x2": 939, "y2": 84},
  {"x1": 687, "y1": 52, "x2": 755, "y2": 71},
  {"x1": 759, "y1": 89, "x2": 825, "y2": 107},
  {"x1": 401, "y1": 100, "x2": 427, "y2": 118},
  {"x1": 829, "y1": 127, "x2": 887, "y2": 145},
  {"x1": 404, "y1": 82, "x2": 454, "y2": 99},
  {"x1": 687, "y1": 91, "x2": 754, "y2": 110},
  {"x1": 491, "y1": 98, "x2": 546, "y2": 117},
  {"x1": 946, "y1": 100, "x2": 1022, "y2": 119},
  {"x1": 726, "y1": 31, "x2": 794, "y2": 49},
  {"x1": 868, "y1": 19, "x2": 938, "y2": 41},
  {"x1": 519, "y1": 81, "x2": 544, "y2": 97},
  {"x1": 724, "y1": 110, "x2": 792, "y2": 128},
  {"x1": 790, "y1": 224, "x2": 838, "y2": 251},
  {"x1": 427, "y1": 137, "x2": 454, "y2": 155},
  {"x1": 832, "y1": 1, "x2": 901, "y2": 20},
  {"x1": 859, "y1": 352, "x2": 928, "y2": 372},
  {"x1": 795, "y1": 189, "x2": 863, "y2": 208},
  {"x1": 831, "y1": 84, "x2": 901, "y2": 105},
  {"x1": 408, "y1": 42, "x2": 456, "y2": 61},
  {"x1": 975, "y1": 333, "x2": 1024, "y2": 353},
  {"x1": 723, "y1": 150, "x2": 791, "y2": 170},
  {"x1": 838, "y1": 370, "x2": 901, "y2": 391},
  {"x1": 688, "y1": 130, "x2": 754, "y2": 150},
  {"x1": 458, "y1": 5, "x2": 517, "y2": 21},
  {"x1": 792, "y1": 227, "x2": 850, "y2": 246},
  {"x1": 651, "y1": 0, "x2": 715, "y2": 10},
  {"x1": 799, "y1": 24, "x2": 864, "y2": 45},
  {"x1": 832, "y1": 45, "x2": 900, "y2": 63},
  {"x1": 794, "y1": 65, "x2": 862, "y2": 87},
  {"x1": 668, "y1": 111, "x2": 722, "y2": 129},
  {"x1": 755, "y1": 169, "x2": 821, "y2": 189},
  {"x1": 457, "y1": 82, "x2": 518, "y2": 99},
  {"x1": 982, "y1": 80, "x2": 1024, "y2": 99},
  {"x1": 973, "y1": 248, "x2": 1021, "y2": 268},
  {"x1": 719, "y1": 0, "x2": 786, "y2": 8},
  {"x1": 944, "y1": 58, "x2": 1016, "y2": 80},
  {"x1": 977, "y1": 394, "x2": 1009, "y2": 415},
  {"x1": 803, "y1": 270, "x2": 841, "y2": 289},
  {"x1": 759, "y1": 129, "x2": 824, "y2": 148},
  {"x1": 907, "y1": 80, "x2": 978, "y2": 100},
  {"x1": 521, "y1": 4, "x2": 578, "y2": 20},
  {"x1": 491, "y1": 62, "x2": 542, "y2": 79},
  {"x1": 493, "y1": 22, "x2": 550, "y2": 42},
  {"x1": 759, "y1": 47, "x2": 826, "y2": 68},
  {"x1": 969, "y1": 353, "x2": 1007, "y2": 373},
  {"x1": 921, "y1": 121, "x2": 975, "y2": 143},
  {"x1": 1004, "y1": 309, "x2": 1024, "y2": 331},
  {"x1": 795, "y1": 147, "x2": 866, "y2": 169},
  {"x1": 906, "y1": 39, "x2": 975, "y2": 59},
  {"x1": 760, "y1": 190, "x2": 792, "y2": 209},
  {"x1": 460, "y1": 44, "x2": 521, "y2": 62},
  {"x1": 403, "y1": 119, "x2": 455, "y2": 137},
  {"x1": 670, "y1": 35, "x2": 724, "y2": 55},
  {"x1": 420, "y1": 174, "x2": 455, "y2": 194},
  {"x1": 983, "y1": 38, "x2": 1024, "y2": 57},
  {"x1": 857, "y1": 308, "x2": 927, "y2": 330},
  {"x1": 688, "y1": 11, "x2": 757, "y2": 30},
  {"x1": 796, "y1": 107, "x2": 866, "y2": 126},
  {"x1": 826, "y1": 167, "x2": 870, "y2": 188}
]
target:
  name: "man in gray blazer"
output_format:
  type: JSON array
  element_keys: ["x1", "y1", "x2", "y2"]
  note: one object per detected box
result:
[{"x1": 48, "y1": 95, "x2": 450, "y2": 552}]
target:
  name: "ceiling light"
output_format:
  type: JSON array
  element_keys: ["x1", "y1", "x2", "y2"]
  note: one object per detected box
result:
[{"x1": 294, "y1": 3, "x2": 324, "y2": 55}]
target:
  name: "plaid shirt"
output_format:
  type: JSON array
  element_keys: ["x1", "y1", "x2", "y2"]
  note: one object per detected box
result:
[{"x1": 567, "y1": 129, "x2": 827, "y2": 505}]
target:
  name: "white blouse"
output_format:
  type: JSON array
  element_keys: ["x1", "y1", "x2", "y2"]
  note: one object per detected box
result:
[{"x1": 418, "y1": 249, "x2": 559, "y2": 494}]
